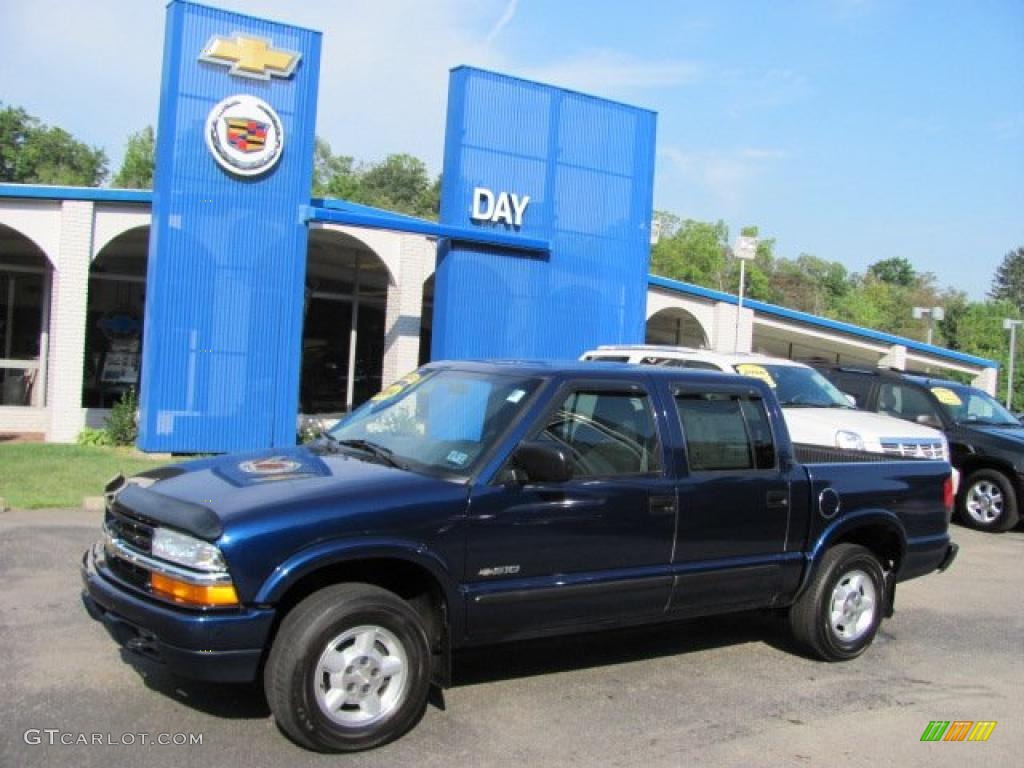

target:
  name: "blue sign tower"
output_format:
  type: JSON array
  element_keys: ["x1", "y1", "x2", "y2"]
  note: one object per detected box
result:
[
  {"x1": 432, "y1": 67, "x2": 657, "y2": 361},
  {"x1": 138, "y1": 1, "x2": 321, "y2": 452}
]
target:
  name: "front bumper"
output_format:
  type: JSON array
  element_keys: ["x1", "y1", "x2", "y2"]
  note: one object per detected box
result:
[{"x1": 80, "y1": 543, "x2": 275, "y2": 683}]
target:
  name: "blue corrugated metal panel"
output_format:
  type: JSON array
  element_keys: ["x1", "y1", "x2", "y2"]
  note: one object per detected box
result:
[
  {"x1": 648, "y1": 274, "x2": 998, "y2": 369},
  {"x1": 138, "y1": 1, "x2": 321, "y2": 452},
  {"x1": 432, "y1": 67, "x2": 657, "y2": 361},
  {"x1": 0, "y1": 184, "x2": 152, "y2": 203}
]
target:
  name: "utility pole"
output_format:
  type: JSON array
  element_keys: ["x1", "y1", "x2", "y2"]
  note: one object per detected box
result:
[
  {"x1": 1003, "y1": 318, "x2": 1022, "y2": 409},
  {"x1": 733, "y1": 235, "x2": 757, "y2": 353}
]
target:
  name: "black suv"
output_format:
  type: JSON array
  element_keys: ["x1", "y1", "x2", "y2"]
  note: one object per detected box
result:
[{"x1": 817, "y1": 366, "x2": 1024, "y2": 532}]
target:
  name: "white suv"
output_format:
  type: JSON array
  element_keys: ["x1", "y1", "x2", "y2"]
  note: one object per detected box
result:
[{"x1": 581, "y1": 345, "x2": 951, "y2": 462}]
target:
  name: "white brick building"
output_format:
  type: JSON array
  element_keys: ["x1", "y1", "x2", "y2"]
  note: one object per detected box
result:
[{"x1": 0, "y1": 184, "x2": 998, "y2": 444}]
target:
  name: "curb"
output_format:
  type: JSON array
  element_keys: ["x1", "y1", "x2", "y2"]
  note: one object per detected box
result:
[{"x1": 83, "y1": 496, "x2": 106, "y2": 513}]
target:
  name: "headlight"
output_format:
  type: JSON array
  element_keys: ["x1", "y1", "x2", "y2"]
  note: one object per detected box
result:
[
  {"x1": 151, "y1": 527, "x2": 227, "y2": 572},
  {"x1": 835, "y1": 430, "x2": 865, "y2": 451}
]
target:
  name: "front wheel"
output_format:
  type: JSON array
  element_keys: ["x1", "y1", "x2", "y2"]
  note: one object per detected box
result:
[
  {"x1": 958, "y1": 469, "x2": 1020, "y2": 532},
  {"x1": 789, "y1": 544, "x2": 885, "y2": 661},
  {"x1": 264, "y1": 583, "x2": 432, "y2": 752}
]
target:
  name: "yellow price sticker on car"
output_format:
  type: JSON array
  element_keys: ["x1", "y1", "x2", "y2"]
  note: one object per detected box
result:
[
  {"x1": 371, "y1": 371, "x2": 422, "y2": 401},
  {"x1": 735, "y1": 363, "x2": 776, "y2": 388},
  {"x1": 931, "y1": 387, "x2": 962, "y2": 406}
]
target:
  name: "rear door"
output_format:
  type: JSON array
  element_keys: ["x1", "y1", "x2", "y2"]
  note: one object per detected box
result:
[
  {"x1": 667, "y1": 381, "x2": 799, "y2": 613},
  {"x1": 464, "y1": 378, "x2": 677, "y2": 639}
]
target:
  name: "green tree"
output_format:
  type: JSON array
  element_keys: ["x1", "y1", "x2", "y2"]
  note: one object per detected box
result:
[
  {"x1": 650, "y1": 219, "x2": 730, "y2": 289},
  {"x1": 867, "y1": 257, "x2": 916, "y2": 287},
  {"x1": 0, "y1": 102, "x2": 107, "y2": 185},
  {"x1": 943, "y1": 299, "x2": 1024, "y2": 409},
  {"x1": 112, "y1": 126, "x2": 155, "y2": 189},
  {"x1": 358, "y1": 153, "x2": 436, "y2": 218},
  {"x1": 312, "y1": 137, "x2": 360, "y2": 199},
  {"x1": 989, "y1": 246, "x2": 1024, "y2": 311}
]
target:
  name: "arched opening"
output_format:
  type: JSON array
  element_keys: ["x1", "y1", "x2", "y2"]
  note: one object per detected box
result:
[
  {"x1": 83, "y1": 226, "x2": 148, "y2": 407},
  {"x1": 646, "y1": 307, "x2": 708, "y2": 349},
  {"x1": 302, "y1": 228, "x2": 390, "y2": 415},
  {"x1": 0, "y1": 223, "x2": 52, "y2": 409}
]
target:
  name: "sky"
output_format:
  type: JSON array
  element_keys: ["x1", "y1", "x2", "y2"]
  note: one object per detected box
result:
[{"x1": 1, "y1": 0, "x2": 1021, "y2": 300}]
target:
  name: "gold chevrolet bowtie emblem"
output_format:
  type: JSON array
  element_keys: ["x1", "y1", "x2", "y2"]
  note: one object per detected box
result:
[{"x1": 199, "y1": 34, "x2": 301, "y2": 80}]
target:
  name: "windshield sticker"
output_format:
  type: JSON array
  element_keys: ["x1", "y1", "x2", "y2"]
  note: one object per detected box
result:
[
  {"x1": 371, "y1": 371, "x2": 422, "y2": 402},
  {"x1": 735, "y1": 363, "x2": 776, "y2": 388},
  {"x1": 507, "y1": 389, "x2": 526, "y2": 404},
  {"x1": 931, "y1": 387, "x2": 962, "y2": 406},
  {"x1": 446, "y1": 450, "x2": 469, "y2": 467}
]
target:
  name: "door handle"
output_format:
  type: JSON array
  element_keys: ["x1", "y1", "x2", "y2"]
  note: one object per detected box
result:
[
  {"x1": 767, "y1": 490, "x2": 789, "y2": 511},
  {"x1": 649, "y1": 494, "x2": 677, "y2": 516}
]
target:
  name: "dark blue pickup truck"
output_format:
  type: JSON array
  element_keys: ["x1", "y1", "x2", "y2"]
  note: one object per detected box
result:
[{"x1": 82, "y1": 361, "x2": 957, "y2": 751}]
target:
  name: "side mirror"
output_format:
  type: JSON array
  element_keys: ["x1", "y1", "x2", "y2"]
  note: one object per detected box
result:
[
  {"x1": 916, "y1": 414, "x2": 942, "y2": 429},
  {"x1": 512, "y1": 440, "x2": 574, "y2": 484}
]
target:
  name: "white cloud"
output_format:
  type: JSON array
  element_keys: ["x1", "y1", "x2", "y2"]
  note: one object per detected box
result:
[
  {"x1": 485, "y1": 0, "x2": 519, "y2": 44},
  {"x1": 659, "y1": 145, "x2": 786, "y2": 213},
  {"x1": 514, "y1": 50, "x2": 702, "y2": 96},
  {"x1": 0, "y1": 1, "x2": 701, "y2": 176},
  {"x1": 0, "y1": 0, "x2": 508, "y2": 173}
]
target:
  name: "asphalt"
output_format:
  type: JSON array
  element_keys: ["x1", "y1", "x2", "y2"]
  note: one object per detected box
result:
[{"x1": 1, "y1": 507, "x2": 1021, "y2": 768}]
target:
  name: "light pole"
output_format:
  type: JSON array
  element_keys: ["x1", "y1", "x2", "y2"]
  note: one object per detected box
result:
[
  {"x1": 912, "y1": 305, "x2": 945, "y2": 346},
  {"x1": 1003, "y1": 318, "x2": 1023, "y2": 409},
  {"x1": 733, "y1": 235, "x2": 757, "y2": 352}
]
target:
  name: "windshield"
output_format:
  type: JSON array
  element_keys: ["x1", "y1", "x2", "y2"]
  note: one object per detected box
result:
[
  {"x1": 732, "y1": 363, "x2": 852, "y2": 408},
  {"x1": 931, "y1": 384, "x2": 1020, "y2": 426},
  {"x1": 329, "y1": 368, "x2": 542, "y2": 477}
]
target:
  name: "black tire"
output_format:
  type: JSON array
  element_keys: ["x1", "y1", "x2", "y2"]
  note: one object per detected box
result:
[
  {"x1": 789, "y1": 544, "x2": 885, "y2": 661},
  {"x1": 264, "y1": 583, "x2": 432, "y2": 752},
  {"x1": 958, "y1": 469, "x2": 1020, "y2": 532}
]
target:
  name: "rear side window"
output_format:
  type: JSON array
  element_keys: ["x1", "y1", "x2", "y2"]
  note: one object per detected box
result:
[
  {"x1": 675, "y1": 393, "x2": 776, "y2": 471},
  {"x1": 827, "y1": 372, "x2": 873, "y2": 408},
  {"x1": 877, "y1": 383, "x2": 941, "y2": 423}
]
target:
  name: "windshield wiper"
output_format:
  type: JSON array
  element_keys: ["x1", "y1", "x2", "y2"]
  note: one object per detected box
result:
[
  {"x1": 959, "y1": 419, "x2": 1020, "y2": 427},
  {"x1": 334, "y1": 439, "x2": 406, "y2": 469}
]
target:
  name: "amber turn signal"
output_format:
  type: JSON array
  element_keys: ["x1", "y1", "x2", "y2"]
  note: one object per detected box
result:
[{"x1": 150, "y1": 573, "x2": 239, "y2": 607}]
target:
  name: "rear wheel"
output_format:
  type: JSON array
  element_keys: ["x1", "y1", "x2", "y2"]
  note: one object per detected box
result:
[
  {"x1": 959, "y1": 469, "x2": 1019, "y2": 532},
  {"x1": 789, "y1": 544, "x2": 884, "y2": 661},
  {"x1": 264, "y1": 583, "x2": 432, "y2": 752}
]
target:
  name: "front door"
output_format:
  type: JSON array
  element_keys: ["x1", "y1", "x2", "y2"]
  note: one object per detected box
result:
[{"x1": 465, "y1": 381, "x2": 676, "y2": 640}]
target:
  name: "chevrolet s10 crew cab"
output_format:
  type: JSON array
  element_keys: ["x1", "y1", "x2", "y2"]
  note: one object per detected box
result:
[{"x1": 81, "y1": 361, "x2": 958, "y2": 751}]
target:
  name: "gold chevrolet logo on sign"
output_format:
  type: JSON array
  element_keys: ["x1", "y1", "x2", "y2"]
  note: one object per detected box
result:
[{"x1": 199, "y1": 34, "x2": 300, "y2": 80}]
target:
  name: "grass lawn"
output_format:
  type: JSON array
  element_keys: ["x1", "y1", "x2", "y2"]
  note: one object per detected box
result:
[{"x1": 0, "y1": 444, "x2": 170, "y2": 509}]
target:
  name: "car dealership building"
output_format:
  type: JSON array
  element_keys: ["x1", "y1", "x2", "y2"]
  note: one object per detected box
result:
[{"x1": 0, "y1": 1, "x2": 998, "y2": 450}]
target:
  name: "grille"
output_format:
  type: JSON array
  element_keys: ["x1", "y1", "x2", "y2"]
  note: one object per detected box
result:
[
  {"x1": 105, "y1": 502, "x2": 154, "y2": 553},
  {"x1": 106, "y1": 554, "x2": 151, "y2": 591},
  {"x1": 103, "y1": 500, "x2": 156, "y2": 593},
  {"x1": 880, "y1": 440, "x2": 945, "y2": 460}
]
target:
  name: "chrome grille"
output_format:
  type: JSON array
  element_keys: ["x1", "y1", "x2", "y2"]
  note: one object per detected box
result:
[
  {"x1": 880, "y1": 440, "x2": 945, "y2": 460},
  {"x1": 105, "y1": 502, "x2": 154, "y2": 553}
]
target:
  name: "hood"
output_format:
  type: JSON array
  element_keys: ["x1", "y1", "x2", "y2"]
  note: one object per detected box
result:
[
  {"x1": 959, "y1": 423, "x2": 1024, "y2": 448},
  {"x1": 126, "y1": 445, "x2": 458, "y2": 532},
  {"x1": 783, "y1": 407, "x2": 945, "y2": 449}
]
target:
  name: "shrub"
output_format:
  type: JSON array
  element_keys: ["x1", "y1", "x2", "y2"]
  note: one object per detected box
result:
[
  {"x1": 77, "y1": 427, "x2": 113, "y2": 447},
  {"x1": 105, "y1": 388, "x2": 139, "y2": 446}
]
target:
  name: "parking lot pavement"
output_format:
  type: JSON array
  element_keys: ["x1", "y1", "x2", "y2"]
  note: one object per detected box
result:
[{"x1": 1, "y1": 508, "x2": 1021, "y2": 768}]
